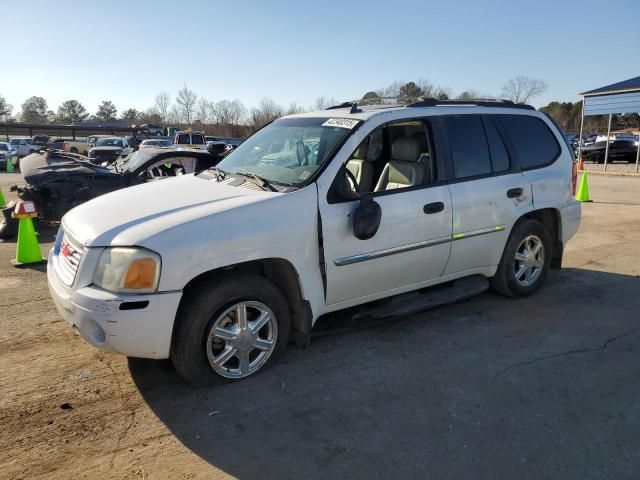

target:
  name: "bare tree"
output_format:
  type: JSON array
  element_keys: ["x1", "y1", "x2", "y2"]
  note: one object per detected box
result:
[
  {"x1": 313, "y1": 96, "x2": 338, "y2": 110},
  {"x1": 195, "y1": 98, "x2": 209, "y2": 128},
  {"x1": 175, "y1": 84, "x2": 197, "y2": 124},
  {"x1": 167, "y1": 105, "x2": 181, "y2": 125},
  {"x1": 251, "y1": 97, "x2": 284, "y2": 129},
  {"x1": 501, "y1": 76, "x2": 547, "y2": 104},
  {"x1": 154, "y1": 92, "x2": 171, "y2": 125},
  {"x1": 285, "y1": 102, "x2": 305, "y2": 115},
  {"x1": 228, "y1": 100, "x2": 246, "y2": 136}
]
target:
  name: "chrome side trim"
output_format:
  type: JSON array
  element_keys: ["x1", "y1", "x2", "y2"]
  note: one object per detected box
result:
[
  {"x1": 334, "y1": 236, "x2": 451, "y2": 266},
  {"x1": 452, "y1": 225, "x2": 505, "y2": 241},
  {"x1": 333, "y1": 225, "x2": 506, "y2": 267}
]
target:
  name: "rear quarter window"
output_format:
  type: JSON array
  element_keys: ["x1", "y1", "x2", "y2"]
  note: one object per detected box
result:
[{"x1": 500, "y1": 115, "x2": 561, "y2": 170}]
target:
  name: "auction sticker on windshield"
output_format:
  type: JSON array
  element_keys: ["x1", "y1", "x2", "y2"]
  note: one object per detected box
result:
[{"x1": 322, "y1": 118, "x2": 359, "y2": 129}]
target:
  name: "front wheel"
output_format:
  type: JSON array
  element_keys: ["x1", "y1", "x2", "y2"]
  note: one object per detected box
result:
[
  {"x1": 491, "y1": 219, "x2": 552, "y2": 298},
  {"x1": 171, "y1": 272, "x2": 290, "y2": 386}
]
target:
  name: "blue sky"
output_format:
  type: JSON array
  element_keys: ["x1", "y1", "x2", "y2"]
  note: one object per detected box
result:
[{"x1": 3, "y1": 0, "x2": 639, "y2": 114}]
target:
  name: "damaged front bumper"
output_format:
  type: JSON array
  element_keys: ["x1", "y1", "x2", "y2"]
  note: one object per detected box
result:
[{"x1": 47, "y1": 248, "x2": 182, "y2": 359}]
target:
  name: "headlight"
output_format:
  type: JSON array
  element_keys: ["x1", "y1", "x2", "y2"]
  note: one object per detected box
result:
[{"x1": 93, "y1": 247, "x2": 161, "y2": 294}]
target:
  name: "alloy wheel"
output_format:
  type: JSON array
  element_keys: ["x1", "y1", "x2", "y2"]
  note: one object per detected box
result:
[{"x1": 206, "y1": 301, "x2": 278, "y2": 379}]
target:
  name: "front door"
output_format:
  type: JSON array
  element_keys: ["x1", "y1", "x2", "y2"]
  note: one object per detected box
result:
[{"x1": 319, "y1": 118, "x2": 453, "y2": 307}]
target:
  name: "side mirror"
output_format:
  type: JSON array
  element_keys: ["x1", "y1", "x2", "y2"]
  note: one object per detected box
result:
[{"x1": 352, "y1": 193, "x2": 382, "y2": 240}]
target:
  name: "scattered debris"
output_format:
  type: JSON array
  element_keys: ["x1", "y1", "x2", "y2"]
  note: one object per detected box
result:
[
  {"x1": 208, "y1": 411, "x2": 219, "y2": 416},
  {"x1": 60, "y1": 403, "x2": 73, "y2": 410},
  {"x1": 69, "y1": 369, "x2": 91, "y2": 381}
]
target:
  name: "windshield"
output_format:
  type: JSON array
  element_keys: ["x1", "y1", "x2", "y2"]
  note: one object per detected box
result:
[
  {"x1": 96, "y1": 138, "x2": 123, "y2": 147},
  {"x1": 113, "y1": 149, "x2": 154, "y2": 172},
  {"x1": 213, "y1": 117, "x2": 358, "y2": 186},
  {"x1": 0, "y1": 144, "x2": 8, "y2": 151}
]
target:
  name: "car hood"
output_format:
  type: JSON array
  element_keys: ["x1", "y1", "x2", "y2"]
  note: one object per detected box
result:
[
  {"x1": 90, "y1": 146, "x2": 123, "y2": 153},
  {"x1": 62, "y1": 174, "x2": 273, "y2": 247},
  {"x1": 20, "y1": 152, "x2": 116, "y2": 186}
]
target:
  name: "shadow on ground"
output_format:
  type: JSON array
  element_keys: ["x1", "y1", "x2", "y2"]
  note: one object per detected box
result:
[{"x1": 129, "y1": 268, "x2": 640, "y2": 479}]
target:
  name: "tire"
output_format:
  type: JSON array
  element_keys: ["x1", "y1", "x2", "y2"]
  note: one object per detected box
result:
[
  {"x1": 171, "y1": 271, "x2": 290, "y2": 387},
  {"x1": 70, "y1": 147, "x2": 78, "y2": 153},
  {"x1": 490, "y1": 219, "x2": 552, "y2": 298}
]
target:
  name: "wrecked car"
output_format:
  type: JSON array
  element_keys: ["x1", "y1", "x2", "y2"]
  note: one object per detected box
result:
[{"x1": 0, "y1": 148, "x2": 219, "y2": 238}]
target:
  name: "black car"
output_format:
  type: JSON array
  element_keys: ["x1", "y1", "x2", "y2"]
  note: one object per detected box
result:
[
  {"x1": 581, "y1": 139, "x2": 639, "y2": 163},
  {"x1": 1, "y1": 148, "x2": 219, "y2": 236}
]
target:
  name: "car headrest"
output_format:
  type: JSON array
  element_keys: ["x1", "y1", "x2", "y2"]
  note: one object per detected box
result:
[
  {"x1": 351, "y1": 141, "x2": 369, "y2": 161},
  {"x1": 392, "y1": 137, "x2": 420, "y2": 162}
]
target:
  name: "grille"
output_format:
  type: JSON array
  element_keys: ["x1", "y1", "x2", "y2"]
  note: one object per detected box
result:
[{"x1": 55, "y1": 232, "x2": 84, "y2": 286}]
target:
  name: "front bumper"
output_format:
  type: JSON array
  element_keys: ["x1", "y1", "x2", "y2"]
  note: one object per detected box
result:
[{"x1": 47, "y1": 250, "x2": 182, "y2": 359}]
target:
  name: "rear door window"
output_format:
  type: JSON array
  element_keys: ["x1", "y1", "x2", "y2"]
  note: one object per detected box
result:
[
  {"x1": 176, "y1": 133, "x2": 190, "y2": 144},
  {"x1": 483, "y1": 117, "x2": 510, "y2": 173},
  {"x1": 445, "y1": 115, "x2": 492, "y2": 179},
  {"x1": 500, "y1": 115, "x2": 561, "y2": 170}
]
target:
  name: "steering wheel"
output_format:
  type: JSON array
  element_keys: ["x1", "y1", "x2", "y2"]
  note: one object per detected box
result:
[{"x1": 345, "y1": 167, "x2": 360, "y2": 193}]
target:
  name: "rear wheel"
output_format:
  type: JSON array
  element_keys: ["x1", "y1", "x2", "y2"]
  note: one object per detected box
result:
[
  {"x1": 171, "y1": 272, "x2": 290, "y2": 386},
  {"x1": 491, "y1": 219, "x2": 552, "y2": 298},
  {"x1": 70, "y1": 147, "x2": 78, "y2": 153}
]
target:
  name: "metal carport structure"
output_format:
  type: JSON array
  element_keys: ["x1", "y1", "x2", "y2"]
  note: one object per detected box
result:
[{"x1": 578, "y1": 75, "x2": 640, "y2": 173}]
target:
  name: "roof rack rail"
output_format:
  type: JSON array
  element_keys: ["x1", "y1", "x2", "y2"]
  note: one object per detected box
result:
[
  {"x1": 406, "y1": 98, "x2": 535, "y2": 110},
  {"x1": 325, "y1": 102, "x2": 361, "y2": 114}
]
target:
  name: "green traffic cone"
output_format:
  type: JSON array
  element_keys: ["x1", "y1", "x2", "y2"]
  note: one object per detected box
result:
[
  {"x1": 11, "y1": 217, "x2": 46, "y2": 267},
  {"x1": 0, "y1": 188, "x2": 5, "y2": 208},
  {"x1": 576, "y1": 172, "x2": 592, "y2": 202},
  {"x1": 6, "y1": 156, "x2": 14, "y2": 173}
]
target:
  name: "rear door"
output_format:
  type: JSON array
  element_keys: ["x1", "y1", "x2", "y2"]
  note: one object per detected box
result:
[{"x1": 442, "y1": 114, "x2": 533, "y2": 275}]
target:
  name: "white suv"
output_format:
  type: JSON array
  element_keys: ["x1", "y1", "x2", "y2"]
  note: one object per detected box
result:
[{"x1": 47, "y1": 100, "x2": 581, "y2": 386}]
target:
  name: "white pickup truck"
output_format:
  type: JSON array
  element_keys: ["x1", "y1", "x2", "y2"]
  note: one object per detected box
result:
[{"x1": 47, "y1": 100, "x2": 581, "y2": 386}]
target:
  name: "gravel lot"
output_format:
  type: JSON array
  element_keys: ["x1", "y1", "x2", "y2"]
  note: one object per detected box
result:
[{"x1": 1, "y1": 173, "x2": 639, "y2": 479}]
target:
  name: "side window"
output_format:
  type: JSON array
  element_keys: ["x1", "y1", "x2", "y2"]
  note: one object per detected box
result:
[
  {"x1": 500, "y1": 115, "x2": 561, "y2": 169},
  {"x1": 142, "y1": 157, "x2": 186, "y2": 177},
  {"x1": 483, "y1": 117, "x2": 510, "y2": 172},
  {"x1": 446, "y1": 115, "x2": 492, "y2": 179},
  {"x1": 192, "y1": 134, "x2": 204, "y2": 145},
  {"x1": 341, "y1": 119, "x2": 437, "y2": 194}
]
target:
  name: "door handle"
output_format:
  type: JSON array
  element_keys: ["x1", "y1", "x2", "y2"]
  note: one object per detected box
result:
[
  {"x1": 423, "y1": 202, "x2": 445, "y2": 214},
  {"x1": 507, "y1": 188, "x2": 523, "y2": 198}
]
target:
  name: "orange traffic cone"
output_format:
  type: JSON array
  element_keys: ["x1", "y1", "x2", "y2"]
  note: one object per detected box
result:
[{"x1": 11, "y1": 201, "x2": 46, "y2": 267}]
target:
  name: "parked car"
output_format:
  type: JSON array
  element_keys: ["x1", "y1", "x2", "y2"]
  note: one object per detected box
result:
[
  {"x1": 10, "y1": 137, "x2": 41, "y2": 158},
  {"x1": 173, "y1": 131, "x2": 206, "y2": 150},
  {"x1": 140, "y1": 139, "x2": 172, "y2": 148},
  {"x1": 580, "y1": 139, "x2": 638, "y2": 163},
  {"x1": 206, "y1": 140, "x2": 227, "y2": 155},
  {"x1": 88, "y1": 137, "x2": 134, "y2": 165},
  {"x1": 47, "y1": 101, "x2": 581, "y2": 386},
  {"x1": 48, "y1": 138, "x2": 91, "y2": 155},
  {"x1": 2, "y1": 148, "x2": 219, "y2": 229},
  {"x1": 0, "y1": 142, "x2": 17, "y2": 170},
  {"x1": 87, "y1": 135, "x2": 111, "y2": 148},
  {"x1": 135, "y1": 124, "x2": 164, "y2": 136}
]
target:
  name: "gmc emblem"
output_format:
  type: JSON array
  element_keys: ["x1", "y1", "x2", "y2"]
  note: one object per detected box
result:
[{"x1": 61, "y1": 242, "x2": 74, "y2": 258}]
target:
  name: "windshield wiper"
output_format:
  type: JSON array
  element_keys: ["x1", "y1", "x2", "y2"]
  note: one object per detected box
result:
[
  {"x1": 209, "y1": 167, "x2": 228, "y2": 182},
  {"x1": 235, "y1": 170, "x2": 278, "y2": 192}
]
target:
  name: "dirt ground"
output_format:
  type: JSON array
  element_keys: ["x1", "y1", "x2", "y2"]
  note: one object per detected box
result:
[{"x1": 1, "y1": 173, "x2": 639, "y2": 480}]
